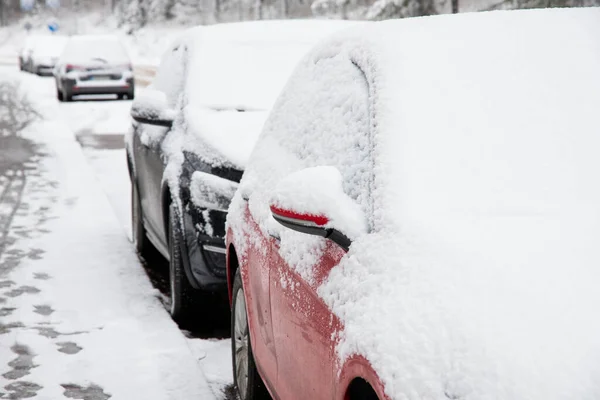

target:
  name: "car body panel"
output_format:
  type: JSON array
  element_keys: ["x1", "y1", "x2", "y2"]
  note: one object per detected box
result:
[
  {"x1": 238, "y1": 204, "x2": 278, "y2": 387},
  {"x1": 269, "y1": 239, "x2": 345, "y2": 400}
]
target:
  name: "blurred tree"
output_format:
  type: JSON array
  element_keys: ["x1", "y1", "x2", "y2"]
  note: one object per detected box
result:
[{"x1": 365, "y1": 0, "x2": 440, "y2": 20}]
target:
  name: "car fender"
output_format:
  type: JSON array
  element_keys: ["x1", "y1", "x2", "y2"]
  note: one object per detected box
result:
[{"x1": 336, "y1": 354, "x2": 388, "y2": 400}]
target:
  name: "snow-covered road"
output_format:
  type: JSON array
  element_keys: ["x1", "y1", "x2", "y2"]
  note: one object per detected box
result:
[{"x1": 0, "y1": 66, "x2": 232, "y2": 399}]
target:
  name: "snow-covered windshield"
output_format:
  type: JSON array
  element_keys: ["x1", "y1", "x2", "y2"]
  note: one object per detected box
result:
[
  {"x1": 186, "y1": 21, "x2": 360, "y2": 111},
  {"x1": 60, "y1": 36, "x2": 130, "y2": 65},
  {"x1": 187, "y1": 41, "x2": 311, "y2": 111}
]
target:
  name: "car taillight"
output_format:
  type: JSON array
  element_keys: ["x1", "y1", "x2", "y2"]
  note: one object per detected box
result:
[{"x1": 65, "y1": 64, "x2": 83, "y2": 73}]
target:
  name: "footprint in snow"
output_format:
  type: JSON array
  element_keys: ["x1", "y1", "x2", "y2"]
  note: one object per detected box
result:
[
  {"x1": 5, "y1": 286, "x2": 40, "y2": 297},
  {"x1": 2, "y1": 381, "x2": 43, "y2": 399},
  {"x1": 33, "y1": 305, "x2": 54, "y2": 316},
  {"x1": 2, "y1": 344, "x2": 37, "y2": 380},
  {"x1": 61, "y1": 383, "x2": 111, "y2": 400},
  {"x1": 57, "y1": 342, "x2": 82, "y2": 355}
]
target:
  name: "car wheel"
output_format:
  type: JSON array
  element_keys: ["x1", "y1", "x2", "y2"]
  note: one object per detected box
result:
[
  {"x1": 168, "y1": 203, "x2": 196, "y2": 327},
  {"x1": 64, "y1": 90, "x2": 73, "y2": 102},
  {"x1": 131, "y1": 181, "x2": 151, "y2": 260},
  {"x1": 232, "y1": 268, "x2": 270, "y2": 400},
  {"x1": 57, "y1": 88, "x2": 64, "y2": 102}
]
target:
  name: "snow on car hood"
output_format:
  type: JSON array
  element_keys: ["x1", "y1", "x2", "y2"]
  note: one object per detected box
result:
[{"x1": 184, "y1": 106, "x2": 268, "y2": 169}]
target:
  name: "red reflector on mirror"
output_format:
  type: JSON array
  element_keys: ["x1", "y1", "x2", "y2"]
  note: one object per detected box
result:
[{"x1": 270, "y1": 205, "x2": 328, "y2": 226}]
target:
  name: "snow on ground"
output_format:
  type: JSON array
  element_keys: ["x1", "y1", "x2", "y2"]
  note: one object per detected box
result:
[{"x1": 0, "y1": 67, "x2": 232, "y2": 399}]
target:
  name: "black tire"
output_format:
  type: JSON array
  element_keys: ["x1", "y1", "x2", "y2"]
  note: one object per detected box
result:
[
  {"x1": 168, "y1": 203, "x2": 196, "y2": 327},
  {"x1": 131, "y1": 181, "x2": 152, "y2": 260},
  {"x1": 232, "y1": 268, "x2": 270, "y2": 400},
  {"x1": 64, "y1": 91, "x2": 73, "y2": 102},
  {"x1": 57, "y1": 88, "x2": 64, "y2": 102}
]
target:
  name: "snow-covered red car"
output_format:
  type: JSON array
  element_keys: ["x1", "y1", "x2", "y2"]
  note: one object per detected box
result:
[
  {"x1": 226, "y1": 8, "x2": 600, "y2": 400},
  {"x1": 126, "y1": 20, "x2": 358, "y2": 327}
]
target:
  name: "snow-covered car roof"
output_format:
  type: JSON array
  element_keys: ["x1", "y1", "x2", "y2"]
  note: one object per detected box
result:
[
  {"x1": 29, "y1": 35, "x2": 68, "y2": 58},
  {"x1": 170, "y1": 20, "x2": 361, "y2": 169},
  {"x1": 59, "y1": 35, "x2": 130, "y2": 65},
  {"x1": 231, "y1": 7, "x2": 600, "y2": 399},
  {"x1": 20, "y1": 35, "x2": 50, "y2": 56}
]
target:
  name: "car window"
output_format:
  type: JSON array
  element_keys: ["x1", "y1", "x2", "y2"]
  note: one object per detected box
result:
[
  {"x1": 241, "y1": 49, "x2": 373, "y2": 247},
  {"x1": 259, "y1": 53, "x2": 372, "y2": 220},
  {"x1": 152, "y1": 43, "x2": 187, "y2": 108}
]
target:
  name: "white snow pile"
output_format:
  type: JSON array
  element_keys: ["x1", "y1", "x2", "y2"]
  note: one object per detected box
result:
[
  {"x1": 229, "y1": 7, "x2": 600, "y2": 399},
  {"x1": 190, "y1": 171, "x2": 238, "y2": 211},
  {"x1": 270, "y1": 166, "x2": 367, "y2": 239}
]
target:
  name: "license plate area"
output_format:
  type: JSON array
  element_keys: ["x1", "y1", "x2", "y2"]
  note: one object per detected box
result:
[{"x1": 89, "y1": 75, "x2": 111, "y2": 81}]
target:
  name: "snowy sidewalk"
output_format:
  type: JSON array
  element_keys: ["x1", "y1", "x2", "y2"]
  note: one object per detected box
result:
[{"x1": 0, "y1": 70, "x2": 216, "y2": 399}]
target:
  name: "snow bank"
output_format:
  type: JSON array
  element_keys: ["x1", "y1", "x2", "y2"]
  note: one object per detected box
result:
[{"x1": 231, "y1": 7, "x2": 600, "y2": 399}]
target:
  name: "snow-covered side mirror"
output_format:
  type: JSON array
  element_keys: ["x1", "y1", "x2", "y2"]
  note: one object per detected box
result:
[
  {"x1": 130, "y1": 89, "x2": 176, "y2": 128},
  {"x1": 269, "y1": 166, "x2": 367, "y2": 251}
]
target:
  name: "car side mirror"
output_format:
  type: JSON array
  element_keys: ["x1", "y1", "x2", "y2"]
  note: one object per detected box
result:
[
  {"x1": 130, "y1": 88, "x2": 176, "y2": 128},
  {"x1": 269, "y1": 166, "x2": 367, "y2": 252}
]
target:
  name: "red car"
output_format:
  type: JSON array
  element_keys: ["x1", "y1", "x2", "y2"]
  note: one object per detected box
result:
[{"x1": 226, "y1": 8, "x2": 600, "y2": 400}]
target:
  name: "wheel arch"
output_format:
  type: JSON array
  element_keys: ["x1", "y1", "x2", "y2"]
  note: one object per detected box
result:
[
  {"x1": 337, "y1": 355, "x2": 387, "y2": 400},
  {"x1": 344, "y1": 378, "x2": 380, "y2": 400}
]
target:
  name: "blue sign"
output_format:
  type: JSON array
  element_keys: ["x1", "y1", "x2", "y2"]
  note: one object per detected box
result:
[
  {"x1": 48, "y1": 22, "x2": 59, "y2": 32},
  {"x1": 20, "y1": 0, "x2": 34, "y2": 11}
]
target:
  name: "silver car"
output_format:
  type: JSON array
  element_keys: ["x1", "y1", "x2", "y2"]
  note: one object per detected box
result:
[
  {"x1": 54, "y1": 35, "x2": 134, "y2": 102},
  {"x1": 27, "y1": 35, "x2": 67, "y2": 75}
]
